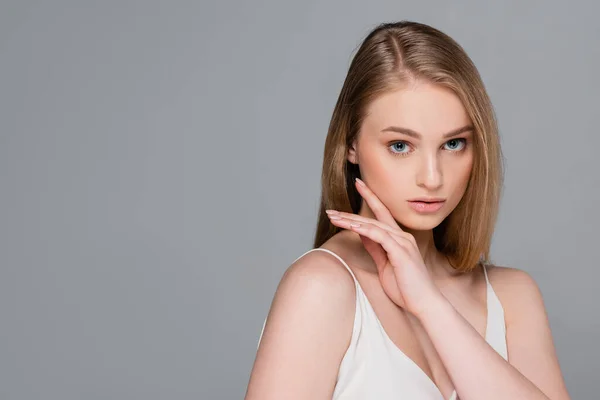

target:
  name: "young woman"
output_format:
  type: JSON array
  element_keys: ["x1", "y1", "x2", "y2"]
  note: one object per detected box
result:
[{"x1": 244, "y1": 21, "x2": 570, "y2": 400}]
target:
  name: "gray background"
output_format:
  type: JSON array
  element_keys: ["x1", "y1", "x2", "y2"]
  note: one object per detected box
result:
[{"x1": 1, "y1": 1, "x2": 597, "y2": 399}]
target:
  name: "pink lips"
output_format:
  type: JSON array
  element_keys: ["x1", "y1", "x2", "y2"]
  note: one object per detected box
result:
[{"x1": 407, "y1": 200, "x2": 445, "y2": 213}]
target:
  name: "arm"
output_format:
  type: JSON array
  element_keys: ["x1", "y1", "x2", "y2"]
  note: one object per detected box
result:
[
  {"x1": 417, "y1": 266, "x2": 570, "y2": 400},
  {"x1": 244, "y1": 250, "x2": 357, "y2": 400}
]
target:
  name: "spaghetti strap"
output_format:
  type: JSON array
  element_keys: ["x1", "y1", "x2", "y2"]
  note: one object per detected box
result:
[
  {"x1": 257, "y1": 248, "x2": 508, "y2": 398},
  {"x1": 299, "y1": 248, "x2": 360, "y2": 285},
  {"x1": 482, "y1": 262, "x2": 490, "y2": 285},
  {"x1": 480, "y1": 262, "x2": 509, "y2": 361},
  {"x1": 257, "y1": 247, "x2": 361, "y2": 350}
]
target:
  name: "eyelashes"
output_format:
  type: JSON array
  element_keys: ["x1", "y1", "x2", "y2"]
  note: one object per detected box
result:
[
  {"x1": 388, "y1": 138, "x2": 468, "y2": 157},
  {"x1": 389, "y1": 141, "x2": 411, "y2": 155}
]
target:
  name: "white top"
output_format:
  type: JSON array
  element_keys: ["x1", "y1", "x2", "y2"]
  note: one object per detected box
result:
[{"x1": 257, "y1": 248, "x2": 508, "y2": 400}]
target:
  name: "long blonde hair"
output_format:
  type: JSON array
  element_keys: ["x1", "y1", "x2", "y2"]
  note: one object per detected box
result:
[{"x1": 313, "y1": 21, "x2": 504, "y2": 272}]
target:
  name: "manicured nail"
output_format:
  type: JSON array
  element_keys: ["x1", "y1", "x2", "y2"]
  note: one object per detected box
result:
[
  {"x1": 355, "y1": 178, "x2": 365, "y2": 187},
  {"x1": 325, "y1": 209, "x2": 339, "y2": 214}
]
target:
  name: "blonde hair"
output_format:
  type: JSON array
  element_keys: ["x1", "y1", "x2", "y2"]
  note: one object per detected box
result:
[{"x1": 313, "y1": 21, "x2": 504, "y2": 272}]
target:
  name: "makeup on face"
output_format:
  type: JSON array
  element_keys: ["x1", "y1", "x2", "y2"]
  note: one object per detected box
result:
[{"x1": 407, "y1": 199, "x2": 446, "y2": 213}]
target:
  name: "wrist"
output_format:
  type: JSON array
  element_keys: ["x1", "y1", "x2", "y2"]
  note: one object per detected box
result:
[{"x1": 410, "y1": 286, "x2": 448, "y2": 321}]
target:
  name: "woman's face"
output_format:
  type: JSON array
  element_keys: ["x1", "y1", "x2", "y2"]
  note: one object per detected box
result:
[{"x1": 348, "y1": 81, "x2": 474, "y2": 231}]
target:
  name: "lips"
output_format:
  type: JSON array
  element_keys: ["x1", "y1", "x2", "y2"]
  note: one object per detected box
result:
[
  {"x1": 407, "y1": 199, "x2": 446, "y2": 213},
  {"x1": 408, "y1": 197, "x2": 446, "y2": 203}
]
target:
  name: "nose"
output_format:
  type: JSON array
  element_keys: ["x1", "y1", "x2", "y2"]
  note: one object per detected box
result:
[{"x1": 416, "y1": 152, "x2": 443, "y2": 190}]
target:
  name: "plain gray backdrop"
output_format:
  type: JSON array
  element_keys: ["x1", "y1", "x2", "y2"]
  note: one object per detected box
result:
[{"x1": 1, "y1": 1, "x2": 597, "y2": 399}]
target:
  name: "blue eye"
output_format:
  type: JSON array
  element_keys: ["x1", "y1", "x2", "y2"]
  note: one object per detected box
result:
[
  {"x1": 444, "y1": 138, "x2": 466, "y2": 151},
  {"x1": 389, "y1": 141, "x2": 411, "y2": 156}
]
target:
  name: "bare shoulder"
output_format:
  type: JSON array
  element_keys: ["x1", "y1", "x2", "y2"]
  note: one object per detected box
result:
[
  {"x1": 270, "y1": 249, "x2": 358, "y2": 321},
  {"x1": 483, "y1": 264, "x2": 571, "y2": 398},
  {"x1": 483, "y1": 264, "x2": 546, "y2": 326},
  {"x1": 484, "y1": 264, "x2": 538, "y2": 286},
  {"x1": 279, "y1": 249, "x2": 358, "y2": 297},
  {"x1": 245, "y1": 249, "x2": 357, "y2": 399}
]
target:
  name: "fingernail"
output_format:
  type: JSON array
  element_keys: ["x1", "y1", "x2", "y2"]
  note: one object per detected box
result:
[
  {"x1": 325, "y1": 209, "x2": 339, "y2": 214},
  {"x1": 355, "y1": 178, "x2": 365, "y2": 187}
]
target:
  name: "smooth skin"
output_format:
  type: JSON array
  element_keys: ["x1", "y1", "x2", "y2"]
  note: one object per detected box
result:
[{"x1": 245, "y1": 82, "x2": 570, "y2": 400}]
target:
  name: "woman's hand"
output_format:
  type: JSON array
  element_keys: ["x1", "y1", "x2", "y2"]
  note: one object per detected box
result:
[{"x1": 325, "y1": 178, "x2": 442, "y2": 317}]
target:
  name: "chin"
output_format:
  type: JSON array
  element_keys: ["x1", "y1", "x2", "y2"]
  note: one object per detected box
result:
[{"x1": 393, "y1": 212, "x2": 448, "y2": 232}]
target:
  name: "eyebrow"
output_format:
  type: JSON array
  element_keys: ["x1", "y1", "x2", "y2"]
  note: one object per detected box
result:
[{"x1": 381, "y1": 125, "x2": 474, "y2": 139}]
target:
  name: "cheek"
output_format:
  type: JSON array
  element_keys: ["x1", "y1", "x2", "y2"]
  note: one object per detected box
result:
[
  {"x1": 448, "y1": 153, "x2": 474, "y2": 192},
  {"x1": 359, "y1": 152, "x2": 413, "y2": 199},
  {"x1": 358, "y1": 145, "x2": 388, "y2": 181}
]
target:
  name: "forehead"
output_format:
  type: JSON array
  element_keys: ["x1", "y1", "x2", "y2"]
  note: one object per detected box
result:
[{"x1": 362, "y1": 82, "x2": 471, "y2": 136}]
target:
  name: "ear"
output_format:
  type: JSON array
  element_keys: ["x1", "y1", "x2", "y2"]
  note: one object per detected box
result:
[{"x1": 347, "y1": 140, "x2": 359, "y2": 164}]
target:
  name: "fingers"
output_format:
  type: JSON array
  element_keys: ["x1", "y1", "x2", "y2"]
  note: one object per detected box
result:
[
  {"x1": 326, "y1": 210, "x2": 414, "y2": 245},
  {"x1": 354, "y1": 178, "x2": 400, "y2": 230},
  {"x1": 327, "y1": 214, "x2": 413, "y2": 255},
  {"x1": 360, "y1": 235, "x2": 387, "y2": 272},
  {"x1": 347, "y1": 222, "x2": 407, "y2": 266}
]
